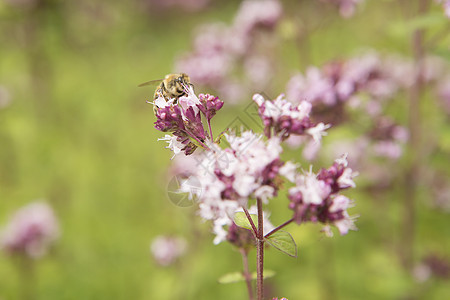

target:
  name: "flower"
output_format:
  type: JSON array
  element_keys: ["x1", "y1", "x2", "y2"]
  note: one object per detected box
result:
[
  {"x1": 150, "y1": 235, "x2": 187, "y2": 266},
  {"x1": 288, "y1": 155, "x2": 358, "y2": 235},
  {"x1": 233, "y1": 0, "x2": 283, "y2": 34},
  {"x1": 253, "y1": 93, "x2": 330, "y2": 141},
  {"x1": 179, "y1": 131, "x2": 284, "y2": 244},
  {"x1": 436, "y1": 0, "x2": 450, "y2": 18},
  {"x1": 197, "y1": 93, "x2": 224, "y2": 120},
  {"x1": 0, "y1": 202, "x2": 59, "y2": 258},
  {"x1": 153, "y1": 88, "x2": 220, "y2": 158},
  {"x1": 158, "y1": 134, "x2": 185, "y2": 160}
]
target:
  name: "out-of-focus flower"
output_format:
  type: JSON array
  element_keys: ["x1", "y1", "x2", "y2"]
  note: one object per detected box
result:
[
  {"x1": 233, "y1": 0, "x2": 283, "y2": 34},
  {"x1": 436, "y1": 77, "x2": 450, "y2": 115},
  {"x1": 288, "y1": 155, "x2": 358, "y2": 235},
  {"x1": 0, "y1": 86, "x2": 11, "y2": 109},
  {"x1": 435, "y1": 0, "x2": 450, "y2": 18},
  {"x1": 413, "y1": 254, "x2": 450, "y2": 282},
  {"x1": 150, "y1": 235, "x2": 187, "y2": 266},
  {"x1": 368, "y1": 117, "x2": 408, "y2": 160},
  {"x1": 0, "y1": 202, "x2": 59, "y2": 259},
  {"x1": 175, "y1": 0, "x2": 282, "y2": 103},
  {"x1": 253, "y1": 93, "x2": 330, "y2": 141}
]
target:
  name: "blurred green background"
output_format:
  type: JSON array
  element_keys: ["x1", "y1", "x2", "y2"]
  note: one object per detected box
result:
[{"x1": 0, "y1": 0, "x2": 449, "y2": 299}]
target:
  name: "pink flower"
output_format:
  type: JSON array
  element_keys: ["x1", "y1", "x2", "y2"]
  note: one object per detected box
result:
[
  {"x1": 150, "y1": 236, "x2": 187, "y2": 266},
  {"x1": 1, "y1": 202, "x2": 59, "y2": 258},
  {"x1": 436, "y1": 0, "x2": 450, "y2": 18},
  {"x1": 233, "y1": 0, "x2": 283, "y2": 34},
  {"x1": 253, "y1": 93, "x2": 330, "y2": 141},
  {"x1": 288, "y1": 155, "x2": 358, "y2": 235},
  {"x1": 437, "y1": 77, "x2": 450, "y2": 115}
]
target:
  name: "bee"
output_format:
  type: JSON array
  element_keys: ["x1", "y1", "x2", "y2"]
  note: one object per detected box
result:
[{"x1": 138, "y1": 73, "x2": 193, "y2": 113}]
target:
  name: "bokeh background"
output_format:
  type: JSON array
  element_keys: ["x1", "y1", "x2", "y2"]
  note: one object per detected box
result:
[{"x1": 0, "y1": 0, "x2": 449, "y2": 299}]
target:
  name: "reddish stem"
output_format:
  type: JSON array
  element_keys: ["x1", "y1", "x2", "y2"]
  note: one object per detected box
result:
[
  {"x1": 243, "y1": 207, "x2": 258, "y2": 238},
  {"x1": 256, "y1": 198, "x2": 264, "y2": 300},
  {"x1": 264, "y1": 218, "x2": 294, "y2": 238},
  {"x1": 240, "y1": 248, "x2": 254, "y2": 300}
]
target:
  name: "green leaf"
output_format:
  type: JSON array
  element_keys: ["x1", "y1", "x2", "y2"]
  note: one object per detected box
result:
[
  {"x1": 218, "y1": 272, "x2": 246, "y2": 284},
  {"x1": 265, "y1": 230, "x2": 298, "y2": 258},
  {"x1": 218, "y1": 270, "x2": 276, "y2": 284},
  {"x1": 233, "y1": 212, "x2": 258, "y2": 231}
]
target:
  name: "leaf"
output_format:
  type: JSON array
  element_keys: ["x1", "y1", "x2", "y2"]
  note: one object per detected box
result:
[
  {"x1": 218, "y1": 272, "x2": 246, "y2": 284},
  {"x1": 265, "y1": 230, "x2": 298, "y2": 258},
  {"x1": 233, "y1": 212, "x2": 258, "y2": 231},
  {"x1": 218, "y1": 270, "x2": 276, "y2": 284}
]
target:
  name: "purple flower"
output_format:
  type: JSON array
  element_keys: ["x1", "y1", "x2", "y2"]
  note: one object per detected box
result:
[
  {"x1": 233, "y1": 0, "x2": 283, "y2": 34},
  {"x1": 153, "y1": 87, "x2": 215, "y2": 158},
  {"x1": 288, "y1": 155, "x2": 357, "y2": 235},
  {"x1": 179, "y1": 131, "x2": 283, "y2": 244},
  {"x1": 253, "y1": 93, "x2": 330, "y2": 141},
  {"x1": 197, "y1": 93, "x2": 224, "y2": 120},
  {"x1": 1, "y1": 202, "x2": 60, "y2": 258}
]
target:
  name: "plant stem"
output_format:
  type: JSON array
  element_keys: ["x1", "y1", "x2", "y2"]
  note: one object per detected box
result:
[
  {"x1": 240, "y1": 248, "x2": 254, "y2": 300},
  {"x1": 402, "y1": 0, "x2": 429, "y2": 271},
  {"x1": 243, "y1": 207, "x2": 258, "y2": 238},
  {"x1": 17, "y1": 256, "x2": 35, "y2": 300},
  {"x1": 264, "y1": 218, "x2": 294, "y2": 238},
  {"x1": 256, "y1": 197, "x2": 264, "y2": 300},
  {"x1": 183, "y1": 128, "x2": 210, "y2": 151},
  {"x1": 207, "y1": 119, "x2": 214, "y2": 141}
]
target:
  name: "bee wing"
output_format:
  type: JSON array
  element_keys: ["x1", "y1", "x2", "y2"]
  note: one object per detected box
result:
[{"x1": 138, "y1": 79, "x2": 163, "y2": 87}]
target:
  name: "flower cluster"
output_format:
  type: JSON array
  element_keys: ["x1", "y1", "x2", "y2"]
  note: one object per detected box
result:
[
  {"x1": 0, "y1": 202, "x2": 60, "y2": 258},
  {"x1": 253, "y1": 93, "x2": 330, "y2": 142},
  {"x1": 150, "y1": 235, "x2": 187, "y2": 266},
  {"x1": 283, "y1": 52, "x2": 450, "y2": 165},
  {"x1": 286, "y1": 53, "x2": 446, "y2": 123},
  {"x1": 180, "y1": 132, "x2": 282, "y2": 244},
  {"x1": 153, "y1": 86, "x2": 223, "y2": 158},
  {"x1": 151, "y1": 82, "x2": 358, "y2": 299},
  {"x1": 288, "y1": 155, "x2": 357, "y2": 236},
  {"x1": 151, "y1": 83, "x2": 358, "y2": 243},
  {"x1": 175, "y1": 0, "x2": 282, "y2": 102}
]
